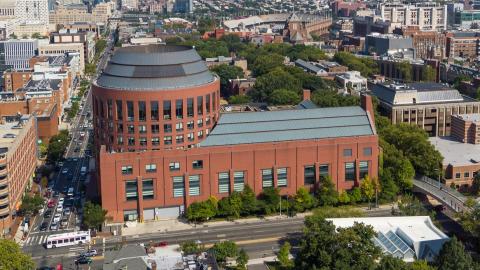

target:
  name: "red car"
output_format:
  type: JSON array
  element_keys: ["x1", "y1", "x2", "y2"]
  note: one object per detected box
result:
[{"x1": 47, "y1": 199, "x2": 56, "y2": 208}]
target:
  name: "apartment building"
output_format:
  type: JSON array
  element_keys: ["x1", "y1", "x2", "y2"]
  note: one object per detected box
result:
[
  {"x1": 451, "y1": 114, "x2": 480, "y2": 144},
  {"x1": 49, "y1": 2, "x2": 112, "y2": 26},
  {"x1": 50, "y1": 29, "x2": 96, "y2": 63},
  {"x1": 445, "y1": 31, "x2": 480, "y2": 59},
  {"x1": 0, "y1": 115, "x2": 37, "y2": 235}
]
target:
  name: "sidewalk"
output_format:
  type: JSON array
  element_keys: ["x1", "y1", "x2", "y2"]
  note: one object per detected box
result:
[{"x1": 121, "y1": 204, "x2": 394, "y2": 236}]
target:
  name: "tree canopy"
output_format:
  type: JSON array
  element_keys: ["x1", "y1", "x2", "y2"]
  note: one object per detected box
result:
[
  {"x1": 0, "y1": 239, "x2": 35, "y2": 270},
  {"x1": 210, "y1": 64, "x2": 244, "y2": 96},
  {"x1": 83, "y1": 201, "x2": 107, "y2": 230}
]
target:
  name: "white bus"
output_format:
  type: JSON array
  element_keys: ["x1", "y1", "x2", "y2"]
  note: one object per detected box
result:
[{"x1": 45, "y1": 231, "x2": 91, "y2": 248}]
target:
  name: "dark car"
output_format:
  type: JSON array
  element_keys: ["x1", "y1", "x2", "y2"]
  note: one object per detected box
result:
[
  {"x1": 44, "y1": 210, "x2": 52, "y2": 218},
  {"x1": 74, "y1": 147, "x2": 80, "y2": 153},
  {"x1": 40, "y1": 222, "x2": 48, "y2": 231},
  {"x1": 75, "y1": 256, "x2": 92, "y2": 265}
]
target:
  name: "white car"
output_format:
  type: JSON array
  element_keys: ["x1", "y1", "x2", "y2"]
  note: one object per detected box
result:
[
  {"x1": 62, "y1": 169, "x2": 68, "y2": 174},
  {"x1": 58, "y1": 197, "x2": 65, "y2": 204},
  {"x1": 56, "y1": 205, "x2": 63, "y2": 212},
  {"x1": 53, "y1": 213, "x2": 61, "y2": 223}
]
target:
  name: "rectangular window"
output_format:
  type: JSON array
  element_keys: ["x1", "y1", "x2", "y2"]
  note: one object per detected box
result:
[
  {"x1": 197, "y1": 119, "x2": 203, "y2": 127},
  {"x1": 262, "y1": 169, "x2": 273, "y2": 189},
  {"x1": 206, "y1": 117, "x2": 211, "y2": 125},
  {"x1": 127, "y1": 125, "x2": 135, "y2": 134},
  {"x1": 139, "y1": 137, "x2": 147, "y2": 146},
  {"x1": 138, "y1": 101, "x2": 146, "y2": 121},
  {"x1": 117, "y1": 136, "x2": 123, "y2": 145},
  {"x1": 124, "y1": 210, "x2": 138, "y2": 221},
  {"x1": 359, "y1": 161, "x2": 369, "y2": 180},
  {"x1": 145, "y1": 164, "x2": 156, "y2": 173},
  {"x1": 206, "y1": 95, "x2": 211, "y2": 114},
  {"x1": 343, "y1": 149, "x2": 352, "y2": 157},
  {"x1": 117, "y1": 123, "x2": 123, "y2": 133},
  {"x1": 319, "y1": 164, "x2": 329, "y2": 179},
  {"x1": 116, "y1": 100, "x2": 123, "y2": 120},
  {"x1": 151, "y1": 124, "x2": 159, "y2": 134},
  {"x1": 345, "y1": 162, "x2": 356, "y2": 181},
  {"x1": 107, "y1": 99, "x2": 113, "y2": 119},
  {"x1": 164, "y1": 136, "x2": 172, "y2": 145},
  {"x1": 176, "y1": 135, "x2": 184, "y2": 143},
  {"x1": 218, "y1": 172, "x2": 230, "y2": 193},
  {"x1": 197, "y1": 96, "x2": 203, "y2": 115},
  {"x1": 197, "y1": 130, "x2": 204, "y2": 138},
  {"x1": 169, "y1": 162, "x2": 180, "y2": 171},
  {"x1": 176, "y1": 99, "x2": 183, "y2": 119},
  {"x1": 121, "y1": 165, "x2": 133, "y2": 175},
  {"x1": 304, "y1": 165, "x2": 316, "y2": 185},
  {"x1": 150, "y1": 101, "x2": 159, "y2": 121},
  {"x1": 233, "y1": 171, "x2": 245, "y2": 192},
  {"x1": 163, "y1": 100, "x2": 171, "y2": 120},
  {"x1": 164, "y1": 123, "x2": 172, "y2": 133},
  {"x1": 464, "y1": 172, "x2": 470, "y2": 178},
  {"x1": 142, "y1": 179, "x2": 154, "y2": 200},
  {"x1": 187, "y1": 98, "x2": 194, "y2": 117},
  {"x1": 128, "y1": 137, "x2": 135, "y2": 146},
  {"x1": 127, "y1": 101, "x2": 134, "y2": 121},
  {"x1": 189, "y1": 175, "x2": 200, "y2": 196},
  {"x1": 176, "y1": 122, "x2": 183, "y2": 131},
  {"x1": 363, "y1": 147, "x2": 372, "y2": 156},
  {"x1": 192, "y1": 160, "x2": 203, "y2": 169},
  {"x1": 173, "y1": 176, "x2": 184, "y2": 197},
  {"x1": 277, "y1": 168, "x2": 287, "y2": 187},
  {"x1": 139, "y1": 125, "x2": 147, "y2": 133},
  {"x1": 125, "y1": 180, "x2": 137, "y2": 201},
  {"x1": 151, "y1": 137, "x2": 160, "y2": 146},
  {"x1": 187, "y1": 121, "x2": 194, "y2": 130}
]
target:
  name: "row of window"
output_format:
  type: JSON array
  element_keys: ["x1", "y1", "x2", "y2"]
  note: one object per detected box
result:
[
  {"x1": 121, "y1": 160, "x2": 204, "y2": 175},
  {"x1": 344, "y1": 147, "x2": 372, "y2": 157},
  {"x1": 123, "y1": 162, "x2": 370, "y2": 200},
  {"x1": 114, "y1": 130, "x2": 208, "y2": 146},
  {"x1": 96, "y1": 94, "x2": 217, "y2": 122},
  {"x1": 113, "y1": 119, "x2": 211, "y2": 134},
  {"x1": 455, "y1": 171, "x2": 478, "y2": 179}
]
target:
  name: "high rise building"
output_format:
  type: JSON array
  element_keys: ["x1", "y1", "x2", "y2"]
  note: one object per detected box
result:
[
  {"x1": 0, "y1": 39, "x2": 38, "y2": 74},
  {"x1": 14, "y1": 0, "x2": 49, "y2": 25}
]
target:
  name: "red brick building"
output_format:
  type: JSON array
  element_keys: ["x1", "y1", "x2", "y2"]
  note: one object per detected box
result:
[{"x1": 93, "y1": 45, "x2": 379, "y2": 222}]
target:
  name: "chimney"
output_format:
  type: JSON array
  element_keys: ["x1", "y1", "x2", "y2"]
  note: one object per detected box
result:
[
  {"x1": 361, "y1": 93, "x2": 375, "y2": 125},
  {"x1": 303, "y1": 89, "x2": 311, "y2": 101}
]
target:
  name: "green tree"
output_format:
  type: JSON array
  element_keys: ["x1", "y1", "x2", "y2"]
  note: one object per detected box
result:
[
  {"x1": 83, "y1": 201, "x2": 107, "y2": 230},
  {"x1": 458, "y1": 203, "x2": 480, "y2": 239},
  {"x1": 436, "y1": 237, "x2": 474, "y2": 270},
  {"x1": 0, "y1": 239, "x2": 35, "y2": 270},
  {"x1": 333, "y1": 52, "x2": 378, "y2": 77},
  {"x1": 228, "y1": 95, "x2": 251, "y2": 104},
  {"x1": 293, "y1": 187, "x2": 315, "y2": 212},
  {"x1": 410, "y1": 260, "x2": 436, "y2": 270},
  {"x1": 397, "y1": 61, "x2": 413, "y2": 82},
  {"x1": 338, "y1": 191, "x2": 351, "y2": 204},
  {"x1": 311, "y1": 90, "x2": 360, "y2": 108},
  {"x1": 259, "y1": 187, "x2": 280, "y2": 215},
  {"x1": 211, "y1": 241, "x2": 238, "y2": 263},
  {"x1": 38, "y1": 142, "x2": 48, "y2": 157},
  {"x1": 20, "y1": 194, "x2": 44, "y2": 215},
  {"x1": 251, "y1": 53, "x2": 285, "y2": 76},
  {"x1": 185, "y1": 200, "x2": 217, "y2": 222},
  {"x1": 422, "y1": 65, "x2": 436, "y2": 82},
  {"x1": 210, "y1": 64, "x2": 244, "y2": 95},
  {"x1": 181, "y1": 240, "x2": 202, "y2": 254},
  {"x1": 278, "y1": 242, "x2": 293, "y2": 268},
  {"x1": 376, "y1": 255, "x2": 408, "y2": 270},
  {"x1": 240, "y1": 185, "x2": 257, "y2": 215},
  {"x1": 361, "y1": 175, "x2": 375, "y2": 209},
  {"x1": 471, "y1": 173, "x2": 480, "y2": 195},
  {"x1": 197, "y1": 17, "x2": 216, "y2": 34},
  {"x1": 31, "y1": 32, "x2": 42, "y2": 39},
  {"x1": 316, "y1": 175, "x2": 339, "y2": 206},
  {"x1": 218, "y1": 192, "x2": 242, "y2": 219},
  {"x1": 9, "y1": 33, "x2": 17, "y2": 39},
  {"x1": 269, "y1": 89, "x2": 301, "y2": 105},
  {"x1": 250, "y1": 68, "x2": 302, "y2": 102},
  {"x1": 397, "y1": 194, "x2": 431, "y2": 216},
  {"x1": 46, "y1": 130, "x2": 69, "y2": 163},
  {"x1": 236, "y1": 249, "x2": 249, "y2": 269},
  {"x1": 84, "y1": 63, "x2": 96, "y2": 76},
  {"x1": 349, "y1": 187, "x2": 363, "y2": 204}
]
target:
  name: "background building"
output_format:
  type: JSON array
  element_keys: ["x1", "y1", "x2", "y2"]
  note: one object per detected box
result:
[
  {"x1": 451, "y1": 114, "x2": 480, "y2": 144},
  {"x1": 380, "y1": 2, "x2": 447, "y2": 32},
  {"x1": 0, "y1": 115, "x2": 37, "y2": 235},
  {"x1": 0, "y1": 39, "x2": 38, "y2": 74},
  {"x1": 15, "y1": 0, "x2": 49, "y2": 25}
]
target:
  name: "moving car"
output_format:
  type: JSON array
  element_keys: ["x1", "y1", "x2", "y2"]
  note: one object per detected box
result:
[
  {"x1": 60, "y1": 218, "x2": 69, "y2": 229},
  {"x1": 61, "y1": 169, "x2": 68, "y2": 174},
  {"x1": 63, "y1": 208, "x2": 71, "y2": 216},
  {"x1": 56, "y1": 205, "x2": 63, "y2": 212},
  {"x1": 75, "y1": 256, "x2": 92, "y2": 265},
  {"x1": 47, "y1": 199, "x2": 56, "y2": 208},
  {"x1": 81, "y1": 249, "x2": 98, "y2": 257}
]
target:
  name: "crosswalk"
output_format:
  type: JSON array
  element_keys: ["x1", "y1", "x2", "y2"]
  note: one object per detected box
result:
[{"x1": 24, "y1": 234, "x2": 48, "y2": 246}]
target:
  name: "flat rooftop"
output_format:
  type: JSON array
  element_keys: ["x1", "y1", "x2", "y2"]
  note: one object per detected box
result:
[
  {"x1": 0, "y1": 116, "x2": 30, "y2": 149},
  {"x1": 429, "y1": 136, "x2": 480, "y2": 167},
  {"x1": 200, "y1": 106, "x2": 374, "y2": 147},
  {"x1": 454, "y1": 113, "x2": 480, "y2": 123}
]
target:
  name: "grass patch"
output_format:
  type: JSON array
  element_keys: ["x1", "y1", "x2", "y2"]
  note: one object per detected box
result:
[{"x1": 312, "y1": 205, "x2": 365, "y2": 219}]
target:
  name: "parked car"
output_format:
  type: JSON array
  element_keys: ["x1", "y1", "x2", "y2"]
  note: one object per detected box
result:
[
  {"x1": 44, "y1": 210, "x2": 52, "y2": 218},
  {"x1": 50, "y1": 222, "x2": 58, "y2": 231},
  {"x1": 40, "y1": 222, "x2": 48, "y2": 231},
  {"x1": 58, "y1": 197, "x2": 64, "y2": 204},
  {"x1": 53, "y1": 213, "x2": 61, "y2": 223},
  {"x1": 61, "y1": 169, "x2": 68, "y2": 174},
  {"x1": 63, "y1": 208, "x2": 71, "y2": 216},
  {"x1": 47, "y1": 199, "x2": 56, "y2": 208},
  {"x1": 56, "y1": 205, "x2": 63, "y2": 212},
  {"x1": 60, "y1": 218, "x2": 68, "y2": 229}
]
